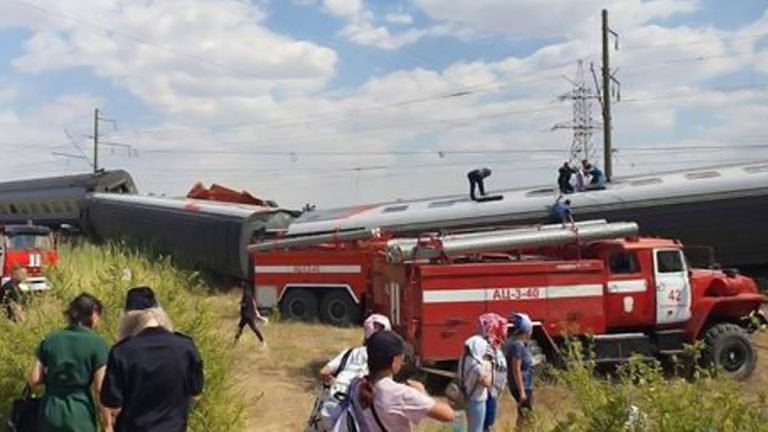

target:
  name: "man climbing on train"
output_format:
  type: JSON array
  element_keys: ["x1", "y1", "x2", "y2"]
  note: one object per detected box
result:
[{"x1": 467, "y1": 168, "x2": 492, "y2": 201}]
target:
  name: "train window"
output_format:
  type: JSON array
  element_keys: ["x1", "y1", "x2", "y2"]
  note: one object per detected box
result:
[
  {"x1": 685, "y1": 171, "x2": 720, "y2": 180},
  {"x1": 630, "y1": 178, "x2": 662, "y2": 186},
  {"x1": 428, "y1": 200, "x2": 457, "y2": 209},
  {"x1": 382, "y1": 205, "x2": 408, "y2": 213},
  {"x1": 610, "y1": 252, "x2": 641, "y2": 274},
  {"x1": 41, "y1": 203, "x2": 52, "y2": 213},
  {"x1": 9, "y1": 204, "x2": 18, "y2": 214},
  {"x1": 64, "y1": 201, "x2": 75, "y2": 212},
  {"x1": 51, "y1": 201, "x2": 63, "y2": 213},
  {"x1": 18, "y1": 204, "x2": 29, "y2": 215},
  {"x1": 744, "y1": 164, "x2": 768, "y2": 174}
]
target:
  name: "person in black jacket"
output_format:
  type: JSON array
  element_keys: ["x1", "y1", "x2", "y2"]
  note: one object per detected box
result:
[
  {"x1": 467, "y1": 167, "x2": 492, "y2": 201},
  {"x1": 557, "y1": 162, "x2": 575, "y2": 194},
  {"x1": 234, "y1": 285, "x2": 268, "y2": 347},
  {"x1": 101, "y1": 287, "x2": 204, "y2": 432}
]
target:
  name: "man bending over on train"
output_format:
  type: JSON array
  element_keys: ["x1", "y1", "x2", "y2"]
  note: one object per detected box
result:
[
  {"x1": 548, "y1": 197, "x2": 575, "y2": 226},
  {"x1": 467, "y1": 168, "x2": 492, "y2": 201}
]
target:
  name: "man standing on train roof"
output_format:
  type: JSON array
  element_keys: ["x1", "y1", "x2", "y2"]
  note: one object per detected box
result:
[
  {"x1": 467, "y1": 167, "x2": 492, "y2": 201},
  {"x1": 582, "y1": 160, "x2": 606, "y2": 190},
  {"x1": 557, "y1": 162, "x2": 575, "y2": 194}
]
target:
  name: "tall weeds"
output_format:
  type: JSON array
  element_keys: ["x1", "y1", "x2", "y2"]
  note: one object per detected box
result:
[{"x1": 0, "y1": 242, "x2": 245, "y2": 431}]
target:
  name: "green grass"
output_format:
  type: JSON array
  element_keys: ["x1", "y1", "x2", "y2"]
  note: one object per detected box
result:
[{"x1": 0, "y1": 242, "x2": 246, "y2": 432}]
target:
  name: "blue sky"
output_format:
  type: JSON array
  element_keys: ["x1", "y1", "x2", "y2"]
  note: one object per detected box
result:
[{"x1": 0, "y1": 0, "x2": 766, "y2": 207}]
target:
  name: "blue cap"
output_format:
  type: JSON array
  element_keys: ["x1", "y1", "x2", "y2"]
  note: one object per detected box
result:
[{"x1": 511, "y1": 313, "x2": 532, "y2": 333}]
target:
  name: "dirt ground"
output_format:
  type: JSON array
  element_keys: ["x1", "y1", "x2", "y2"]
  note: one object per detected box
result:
[{"x1": 211, "y1": 293, "x2": 768, "y2": 432}]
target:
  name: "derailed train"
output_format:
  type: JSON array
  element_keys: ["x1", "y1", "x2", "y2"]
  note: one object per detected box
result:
[
  {"x1": 0, "y1": 171, "x2": 298, "y2": 280},
  {"x1": 2, "y1": 160, "x2": 768, "y2": 281}
]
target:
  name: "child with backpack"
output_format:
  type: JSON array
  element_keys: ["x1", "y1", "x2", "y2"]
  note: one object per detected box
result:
[
  {"x1": 306, "y1": 314, "x2": 391, "y2": 432},
  {"x1": 347, "y1": 330, "x2": 455, "y2": 431}
]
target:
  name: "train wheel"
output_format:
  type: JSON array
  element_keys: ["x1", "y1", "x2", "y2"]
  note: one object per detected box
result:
[
  {"x1": 281, "y1": 289, "x2": 319, "y2": 322},
  {"x1": 319, "y1": 291, "x2": 360, "y2": 326}
]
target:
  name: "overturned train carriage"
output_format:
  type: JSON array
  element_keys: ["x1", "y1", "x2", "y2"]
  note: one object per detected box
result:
[
  {"x1": 0, "y1": 170, "x2": 137, "y2": 227},
  {"x1": 83, "y1": 194, "x2": 297, "y2": 280}
]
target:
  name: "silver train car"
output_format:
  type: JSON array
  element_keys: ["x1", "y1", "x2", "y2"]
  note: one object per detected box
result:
[
  {"x1": 83, "y1": 193, "x2": 298, "y2": 279},
  {"x1": 0, "y1": 170, "x2": 137, "y2": 227},
  {"x1": 286, "y1": 161, "x2": 768, "y2": 270}
]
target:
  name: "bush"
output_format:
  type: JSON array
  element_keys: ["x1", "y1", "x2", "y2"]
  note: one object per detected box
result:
[
  {"x1": 0, "y1": 242, "x2": 246, "y2": 431},
  {"x1": 550, "y1": 341, "x2": 768, "y2": 432}
]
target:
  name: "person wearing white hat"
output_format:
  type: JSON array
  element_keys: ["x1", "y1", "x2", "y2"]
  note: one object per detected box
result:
[
  {"x1": 504, "y1": 313, "x2": 534, "y2": 430},
  {"x1": 307, "y1": 314, "x2": 392, "y2": 431}
]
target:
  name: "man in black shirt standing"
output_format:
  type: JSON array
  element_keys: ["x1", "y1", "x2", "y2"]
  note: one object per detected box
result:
[{"x1": 101, "y1": 287, "x2": 204, "y2": 432}]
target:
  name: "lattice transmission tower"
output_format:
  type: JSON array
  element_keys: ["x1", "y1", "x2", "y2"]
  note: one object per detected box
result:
[{"x1": 552, "y1": 60, "x2": 601, "y2": 165}]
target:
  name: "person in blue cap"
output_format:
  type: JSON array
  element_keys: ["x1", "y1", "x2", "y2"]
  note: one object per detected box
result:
[{"x1": 504, "y1": 313, "x2": 534, "y2": 430}]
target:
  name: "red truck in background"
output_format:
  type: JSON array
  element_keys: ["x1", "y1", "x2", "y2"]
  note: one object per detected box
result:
[
  {"x1": 251, "y1": 221, "x2": 766, "y2": 379},
  {"x1": 1, "y1": 225, "x2": 58, "y2": 292}
]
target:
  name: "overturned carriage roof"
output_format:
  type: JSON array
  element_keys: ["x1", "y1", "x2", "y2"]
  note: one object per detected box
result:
[{"x1": 84, "y1": 193, "x2": 298, "y2": 279}]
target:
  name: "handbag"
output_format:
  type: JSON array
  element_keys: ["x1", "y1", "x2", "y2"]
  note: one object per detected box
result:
[{"x1": 7, "y1": 384, "x2": 40, "y2": 432}]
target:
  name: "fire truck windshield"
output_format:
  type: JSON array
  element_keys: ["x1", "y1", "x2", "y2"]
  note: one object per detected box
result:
[{"x1": 7, "y1": 234, "x2": 52, "y2": 250}]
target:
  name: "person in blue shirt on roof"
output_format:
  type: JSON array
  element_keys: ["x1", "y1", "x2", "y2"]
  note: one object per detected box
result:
[
  {"x1": 582, "y1": 160, "x2": 606, "y2": 190},
  {"x1": 548, "y1": 197, "x2": 574, "y2": 225}
]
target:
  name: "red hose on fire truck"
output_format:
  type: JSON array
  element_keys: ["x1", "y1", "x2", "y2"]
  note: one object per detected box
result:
[{"x1": 251, "y1": 220, "x2": 766, "y2": 380}]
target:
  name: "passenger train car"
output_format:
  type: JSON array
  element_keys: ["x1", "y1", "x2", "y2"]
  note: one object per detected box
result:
[
  {"x1": 84, "y1": 193, "x2": 298, "y2": 280},
  {"x1": 0, "y1": 170, "x2": 137, "y2": 227},
  {"x1": 286, "y1": 161, "x2": 768, "y2": 270}
]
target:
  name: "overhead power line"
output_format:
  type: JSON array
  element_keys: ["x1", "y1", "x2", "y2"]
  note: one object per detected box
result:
[{"x1": 622, "y1": 32, "x2": 768, "y2": 51}]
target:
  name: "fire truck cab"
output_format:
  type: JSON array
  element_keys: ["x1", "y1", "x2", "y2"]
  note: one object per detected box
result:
[
  {"x1": 369, "y1": 235, "x2": 766, "y2": 380},
  {"x1": 0, "y1": 225, "x2": 57, "y2": 292}
]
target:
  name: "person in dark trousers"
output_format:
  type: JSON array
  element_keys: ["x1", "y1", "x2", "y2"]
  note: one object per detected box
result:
[
  {"x1": 557, "y1": 162, "x2": 575, "y2": 194},
  {"x1": 548, "y1": 197, "x2": 575, "y2": 225},
  {"x1": 504, "y1": 313, "x2": 534, "y2": 431},
  {"x1": 234, "y1": 284, "x2": 268, "y2": 347},
  {"x1": 582, "y1": 160, "x2": 606, "y2": 190},
  {"x1": 468, "y1": 168, "x2": 492, "y2": 201},
  {"x1": 28, "y1": 293, "x2": 112, "y2": 432},
  {"x1": 100, "y1": 287, "x2": 204, "y2": 432}
]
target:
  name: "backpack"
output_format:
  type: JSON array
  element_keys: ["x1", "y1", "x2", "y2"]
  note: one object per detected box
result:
[
  {"x1": 444, "y1": 348, "x2": 475, "y2": 410},
  {"x1": 306, "y1": 349, "x2": 354, "y2": 432},
  {"x1": 328, "y1": 380, "x2": 388, "y2": 432}
]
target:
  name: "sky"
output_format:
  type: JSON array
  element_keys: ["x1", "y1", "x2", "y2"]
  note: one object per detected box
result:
[{"x1": 0, "y1": 0, "x2": 766, "y2": 208}]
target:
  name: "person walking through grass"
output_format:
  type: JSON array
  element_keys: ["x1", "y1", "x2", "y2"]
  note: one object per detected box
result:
[
  {"x1": 27, "y1": 293, "x2": 112, "y2": 432},
  {"x1": 1, "y1": 265, "x2": 27, "y2": 322},
  {"x1": 349, "y1": 330, "x2": 455, "y2": 431},
  {"x1": 234, "y1": 284, "x2": 268, "y2": 347}
]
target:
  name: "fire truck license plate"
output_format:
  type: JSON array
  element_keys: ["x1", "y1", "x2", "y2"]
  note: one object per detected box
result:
[{"x1": 492, "y1": 287, "x2": 542, "y2": 301}]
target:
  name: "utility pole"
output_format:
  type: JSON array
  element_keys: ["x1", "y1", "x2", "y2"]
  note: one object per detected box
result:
[
  {"x1": 93, "y1": 108, "x2": 99, "y2": 173},
  {"x1": 601, "y1": 9, "x2": 619, "y2": 182}
]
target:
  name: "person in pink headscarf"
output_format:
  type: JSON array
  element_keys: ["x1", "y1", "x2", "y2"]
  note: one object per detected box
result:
[
  {"x1": 308, "y1": 314, "x2": 391, "y2": 431},
  {"x1": 477, "y1": 313, "x2": 508, "y2": 431}
]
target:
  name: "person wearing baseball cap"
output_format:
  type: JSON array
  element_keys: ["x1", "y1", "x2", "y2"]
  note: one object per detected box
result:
[
  {"x1": 310, "y1": 314, "x2": 392, "y2": 431},
  {"x1": 100, "y1": 287, "x2": 204, "y2": 432},
  {"x1": 504, "y1": 312, "x2": 534, "y2": 429}
]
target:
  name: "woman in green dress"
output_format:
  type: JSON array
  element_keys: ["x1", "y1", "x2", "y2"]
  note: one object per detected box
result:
[{"x1": 27, "y1": 293, "x2": 112, "y2": 432}]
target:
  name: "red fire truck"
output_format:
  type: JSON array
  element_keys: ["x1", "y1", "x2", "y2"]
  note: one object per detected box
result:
[
  {"x1": 252, "y1": 221, "x2": 765, "y2": 379},
  {"x1": 368, "y1": 225, "x2": 766, "y2": 380},
  {"x1": 0, "y1": 225, "x2": 58, "y2": 292}
]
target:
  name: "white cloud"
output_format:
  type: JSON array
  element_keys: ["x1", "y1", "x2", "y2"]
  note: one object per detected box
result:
[
  {"x1": 384, "y1": 13, "x2": 414, "y2": 25},
  {"x1": 323, "y1": 0, "x2": 363, "y2": 17}
]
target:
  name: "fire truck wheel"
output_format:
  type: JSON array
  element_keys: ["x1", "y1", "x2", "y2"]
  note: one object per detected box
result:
[
  {"x1": 319, "y1": 291, "x2": 360, "y2": 326},
  {"x1": 702, "y1": 323, "x2": 757, "y2": 380},
  {"x1": 280, "y1": 289, "x2": 319, "y2": 322}
]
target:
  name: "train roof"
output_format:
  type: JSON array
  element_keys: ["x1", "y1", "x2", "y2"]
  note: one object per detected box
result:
[
  {"x1": 286, "y1": 160, "x2": 768, "y2": 236},
  {"x1": 0, "y1": 170, "x2": 137, "y2": 193}
]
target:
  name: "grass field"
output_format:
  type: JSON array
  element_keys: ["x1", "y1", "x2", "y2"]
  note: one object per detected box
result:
[{"x1": 2, "y1": 243, "x2": 768, "y2": 431}]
